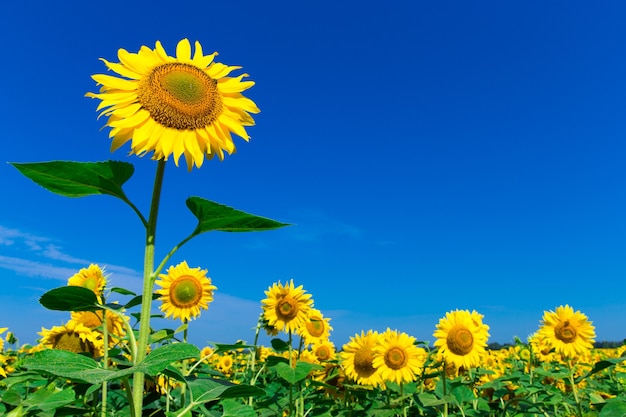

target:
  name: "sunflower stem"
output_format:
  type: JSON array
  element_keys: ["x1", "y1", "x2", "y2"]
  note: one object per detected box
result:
[{"x1": 132, "y1": 159, "x2": 166, "y2": 417}]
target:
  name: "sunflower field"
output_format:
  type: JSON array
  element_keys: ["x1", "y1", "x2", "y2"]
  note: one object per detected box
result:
[{"x1": 3, "y1": 39, "x2": 626, "y2": 416}]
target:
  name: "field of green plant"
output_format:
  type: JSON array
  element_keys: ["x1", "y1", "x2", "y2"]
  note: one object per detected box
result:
[{"x1": 2, "y1": 38, "x2": 625, "y2": 416}]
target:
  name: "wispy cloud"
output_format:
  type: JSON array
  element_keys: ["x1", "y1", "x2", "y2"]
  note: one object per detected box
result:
[{"x1": 0, "y1": 224, "x2": 142, "y2": 290}]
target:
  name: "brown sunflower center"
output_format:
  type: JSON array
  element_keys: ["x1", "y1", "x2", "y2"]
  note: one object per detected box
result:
[
  {"x1": 138, "y1": 62, "x2": 222, "y2": 130},
  {"x1": 305, "y1": 316, "x2": 325, "y2": 338},
  {"x1": 354, "y1": 346, "x2": 377, "y2": 377},
  {"x1": 555, "y1": 320, "x2": 577, "y2": 343},
  {"x1": 315, "y1": 346, "x2": 333, "y2": 361},
  {"x1": 170, "y1": 275, "x2": 203, "y2": 308},
  {"x1": 447, "y1": 325, "x2": 474, "y2": 356},
  {"x1": 276, "y1": 296, "x2": 299, "y2": 321},
  {"x1": 384, "y1": 347, "x2": 408, "y2": 370},
  {"x1": 54, "y1": 332, "x2": 96, "y2": 357}
]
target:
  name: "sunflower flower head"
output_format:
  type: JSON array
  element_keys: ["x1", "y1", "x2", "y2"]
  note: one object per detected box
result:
[
  {"x1": 39, "y1": 320, "x2": 104, "y2": 358},
  {"x1": 261, "y1": 280, "x2": 313, "y2": 334},
  {"x1": 433, "y1": 309, "x2": 490, "y2": 370},
  {"x1": 340, "y1": 330, "x2": 382, "y2": 386},
  {"x1": 297, "y1": 308, "x2": 333, "y2": 345},
  {"x1": 70, "y1": 308, "x2": 127, "y2": 345},
  {"x1": 372, "y1": 328, "x2": 427, "y2": 385},
  {"x1": 68, "y1": 264, "x2": 107, "y2": 300},
  {"x1": 536, "y1": 305, "x2": 595, "y2": 360},
  {"x1": 155, "y1": 261, "x2": 217, "y2": 322},
  {"x1": 86, "y1": 39, "x2": 260, "y2": 170}
]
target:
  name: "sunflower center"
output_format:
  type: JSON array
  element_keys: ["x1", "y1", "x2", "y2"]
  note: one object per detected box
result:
[
  {"x1": 384, "y1": 347, "x2": 408, "y2": 370},
  {"x1": 305, "y1": 316, "x2": 325, "y2": 337},
  {"x1": 82, "y1": 276, "x2": 99, "y2": 292},
  {"x1": 54, "y1": 332, "x2": 95, "y2": 356},
  {"x1": 447, "y1": 325, "x2": 474, "y2": 356},
  {"x1": 555, "y1": 320, "x2": 577, "y2": 343},
  {"x1": 276, "y1": 296, "x2": 299, "y2": 321},
  {"x1": 316, "y1": 346, "x2": 332, "y2": 361},
  {"x1": 138, "y1": 62, "x2": 222, "y2": 130},
  {"x1": 354, "y1": 346, "x2": 377, "y2": 377},
  {"x1": 170, "y1": 276, "x2": 203, "y2": 308}
]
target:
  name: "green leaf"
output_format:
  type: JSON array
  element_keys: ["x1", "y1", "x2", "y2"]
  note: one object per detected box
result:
[
  {"x1": 221, "y1": 399, "x2": 256, "y2": 417},
  {"x1": 11, "y1": 160, "x2": 134, "y2": 199},
  {"x1": 579, "y1": 358, "x2": 625, "y2": 382},
  {"x1": 213, "y1": 341, "x2": 255, "y2": 354},
  {"x1": 109, "y1": 287, "x2": 137, "y2": 296},
  {"x1": 22, "y1": 350, "x2": 112, "y2": 384},
  {"x1": 39, "y1": 286, "x2": 99, "y2": 312},
  {"x1": 186, "y1": 196, "x2": 290, "y2": 236},
  {"x1": 220, "y1": 385, "x2": 265, "y2": 399},
  {"x1": 27, "y1": 388, "x2": 75, "y2": 412},
  {"x1": 599, "y1": 398, "x2": 626, "y2": 417},
  {"x1": 275, "y1": 361, "x2": 315, "y2": 384},
  {"x1": 138, "y1": 343, "x2": 200, "y2": 375}
]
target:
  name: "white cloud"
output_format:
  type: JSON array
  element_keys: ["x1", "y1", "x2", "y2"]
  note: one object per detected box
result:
[
  {"x1": 42, "y1": 244, "x2": 92, "y2": 264},
  {"x1": 0, "y1": 255, "x2": 79, "y2": 281}
]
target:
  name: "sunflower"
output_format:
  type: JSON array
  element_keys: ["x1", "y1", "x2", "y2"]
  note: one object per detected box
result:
[
  {"x1": 297, "y1": 308, "x2": 333, "y2": 345},
  {"x1": 372, "y1": 328, "x2": 426, "y2": 385},
  {"x1": 536, "y1": 305, "x2": 595, "y2": 359},
  {"x1": 340, "y1": 330, "x2": 381, "y2": 386},
  {"x1": 39, "y1": 320, "x2": 104, "y2": 358},
  {"x1": 86, "y1": 38, "x2": 260, "y2": 170},
  {"x1": 261, "y1": 280, "x2": 313, "y2": 334},
  {"x1": 433, "y1": 309, "x2": 490, "y2": 370},
  {"x1": 155, "y1": 261, "x2": 217, "y2": 322},
  {"x1": 312, "y1": 340, "x2": 336, "y2": 362},
  {"x1": 71, "y1": 309, "x2": 127, "y2": 344},
  {"x1": 67, "y1": 264, "x2": 107, "y2": 299}
]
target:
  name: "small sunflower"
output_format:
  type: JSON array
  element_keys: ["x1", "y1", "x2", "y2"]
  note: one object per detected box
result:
[
  {"x1": 261, "y1": 280, "x2": 313, "y2": 334},
  {"x1": 71, "y1": 309, "x2": 127, "y2": 344},
  {"x1": 536, "y1": 305, "x2": 595, "y2": 359},
  {"x1": 312, "y1": 340, "x2": 337, "y2": 362},
  {"x1": 433, "y1": 309, "x2": 490, "y2": 370},
  {"x1": 155, "y1": 261, "x2": 217, "y2": 322},
  {"x1": 39, "y1": 321, "x2": 104, "y2": 358},
  {"x1": 67, "y1": 264, "x2": 107, "y2": 299},
  {"x1": 86, "y1": 38, "x2": 260, "y2": 170},
  {"x1": 297, "y1": 308, "x2": 333, "y2": 345},
  {"x1": 373, "y1": 328, "x2": 426, "y2": 385},
  {"x1": 340, "y1": 330, "x2": 381, "y2": 386}
]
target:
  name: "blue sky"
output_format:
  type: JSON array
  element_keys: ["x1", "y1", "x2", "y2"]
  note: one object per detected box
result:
[{"x1": 1, "y1": 1, "x2": 625, "y2": 348}]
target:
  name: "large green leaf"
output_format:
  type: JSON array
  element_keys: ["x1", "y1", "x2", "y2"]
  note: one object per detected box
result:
[
  {"x1": 22, "y1": 350, "x2": 112, "y2": 384},
  {"x1": 11, "y1": 160, "x2": 134, "y2": 199},
  {"x1": 275, "y1": 361, "x2": 317, "y2": 384},
  {"x1": 186, "y1": 196, "x2": 290, "y2": 236},
  {"x1": 23, "y1": 343, "x2": 200, "y2": 385},
  {"x1": 138, "y1": 343, "x2": 200, "y2": 375},
  {"x1": 39, "y1": 286, "x2": 99, "y2": 312}
]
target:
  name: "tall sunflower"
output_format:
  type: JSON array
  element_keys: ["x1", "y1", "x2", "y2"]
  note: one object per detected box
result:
[
  {"x1": 261, "y1": 280, "x2": 313, "y2": 334},
  {"x1": 536, "y1": 305, "x2": 595, "y2": 359},
  {"x1": 297, "y1": 308, "x2": 333, "y2": 345},
  {"x1": 67, "y1": 264, "x2": 107, "y2": 299},
  {"x1": 86, "y1": 39, "x2": 259, "y2": 170},
  {"x1": 155, "y1": 261, "x2": 217, "y2": 322},
  {"x1": 372, "y1": 328, "x2": 426, "y2": 385},
  {"x1": 312, "y1": 340, "x2": 337, "y2": 362},
  {"x1": 433, "y1": 309, "x2": 490, "y2": 370},
  {"x1": 340, "y1": 330, "x2": 381, "y2": 386},
  {"x1": 39, "y1": 320, "x2": 104, "y2": 358}
]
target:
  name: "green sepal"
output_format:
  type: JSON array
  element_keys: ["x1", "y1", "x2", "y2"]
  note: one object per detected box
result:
[
  {"x1": 39, "y1": 286, "x2": 99, "y2": 312},
  {"x1": 186, "y1": 196, "x2": 290, "y2": 237},
  {"x1": 10, "y1": 160, "x2": 134, "y2": 199}
]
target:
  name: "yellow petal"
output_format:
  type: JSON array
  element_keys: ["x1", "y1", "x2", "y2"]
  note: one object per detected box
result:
[
  {"x1": 176, "y1": 38, "x2": 192, "y2": 62},
  {"x1": 91, "y1": 74, "x2": 138, "y2": 91}
]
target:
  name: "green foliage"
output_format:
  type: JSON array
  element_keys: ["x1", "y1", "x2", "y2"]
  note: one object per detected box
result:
[
  {"x1": 186, "y1": 196, "x2": 290, "y2": 235},
  {"x1": 10, "y1": 160, "x2": 133, "y2": 199},
  {"x1": 39, "y1": 286, "x2": 99, "y2": 312}
]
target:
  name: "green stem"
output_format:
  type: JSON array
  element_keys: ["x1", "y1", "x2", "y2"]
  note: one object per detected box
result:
[
  {"x1": 131, "y1": 159, "x2": 166, "y2": 417},
  {"x1": 101, "y1": 308, "x2": 109, "y2": 417},
  {"x1": 566, "y1": 359, "x2": 584, "y2": 417}
]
